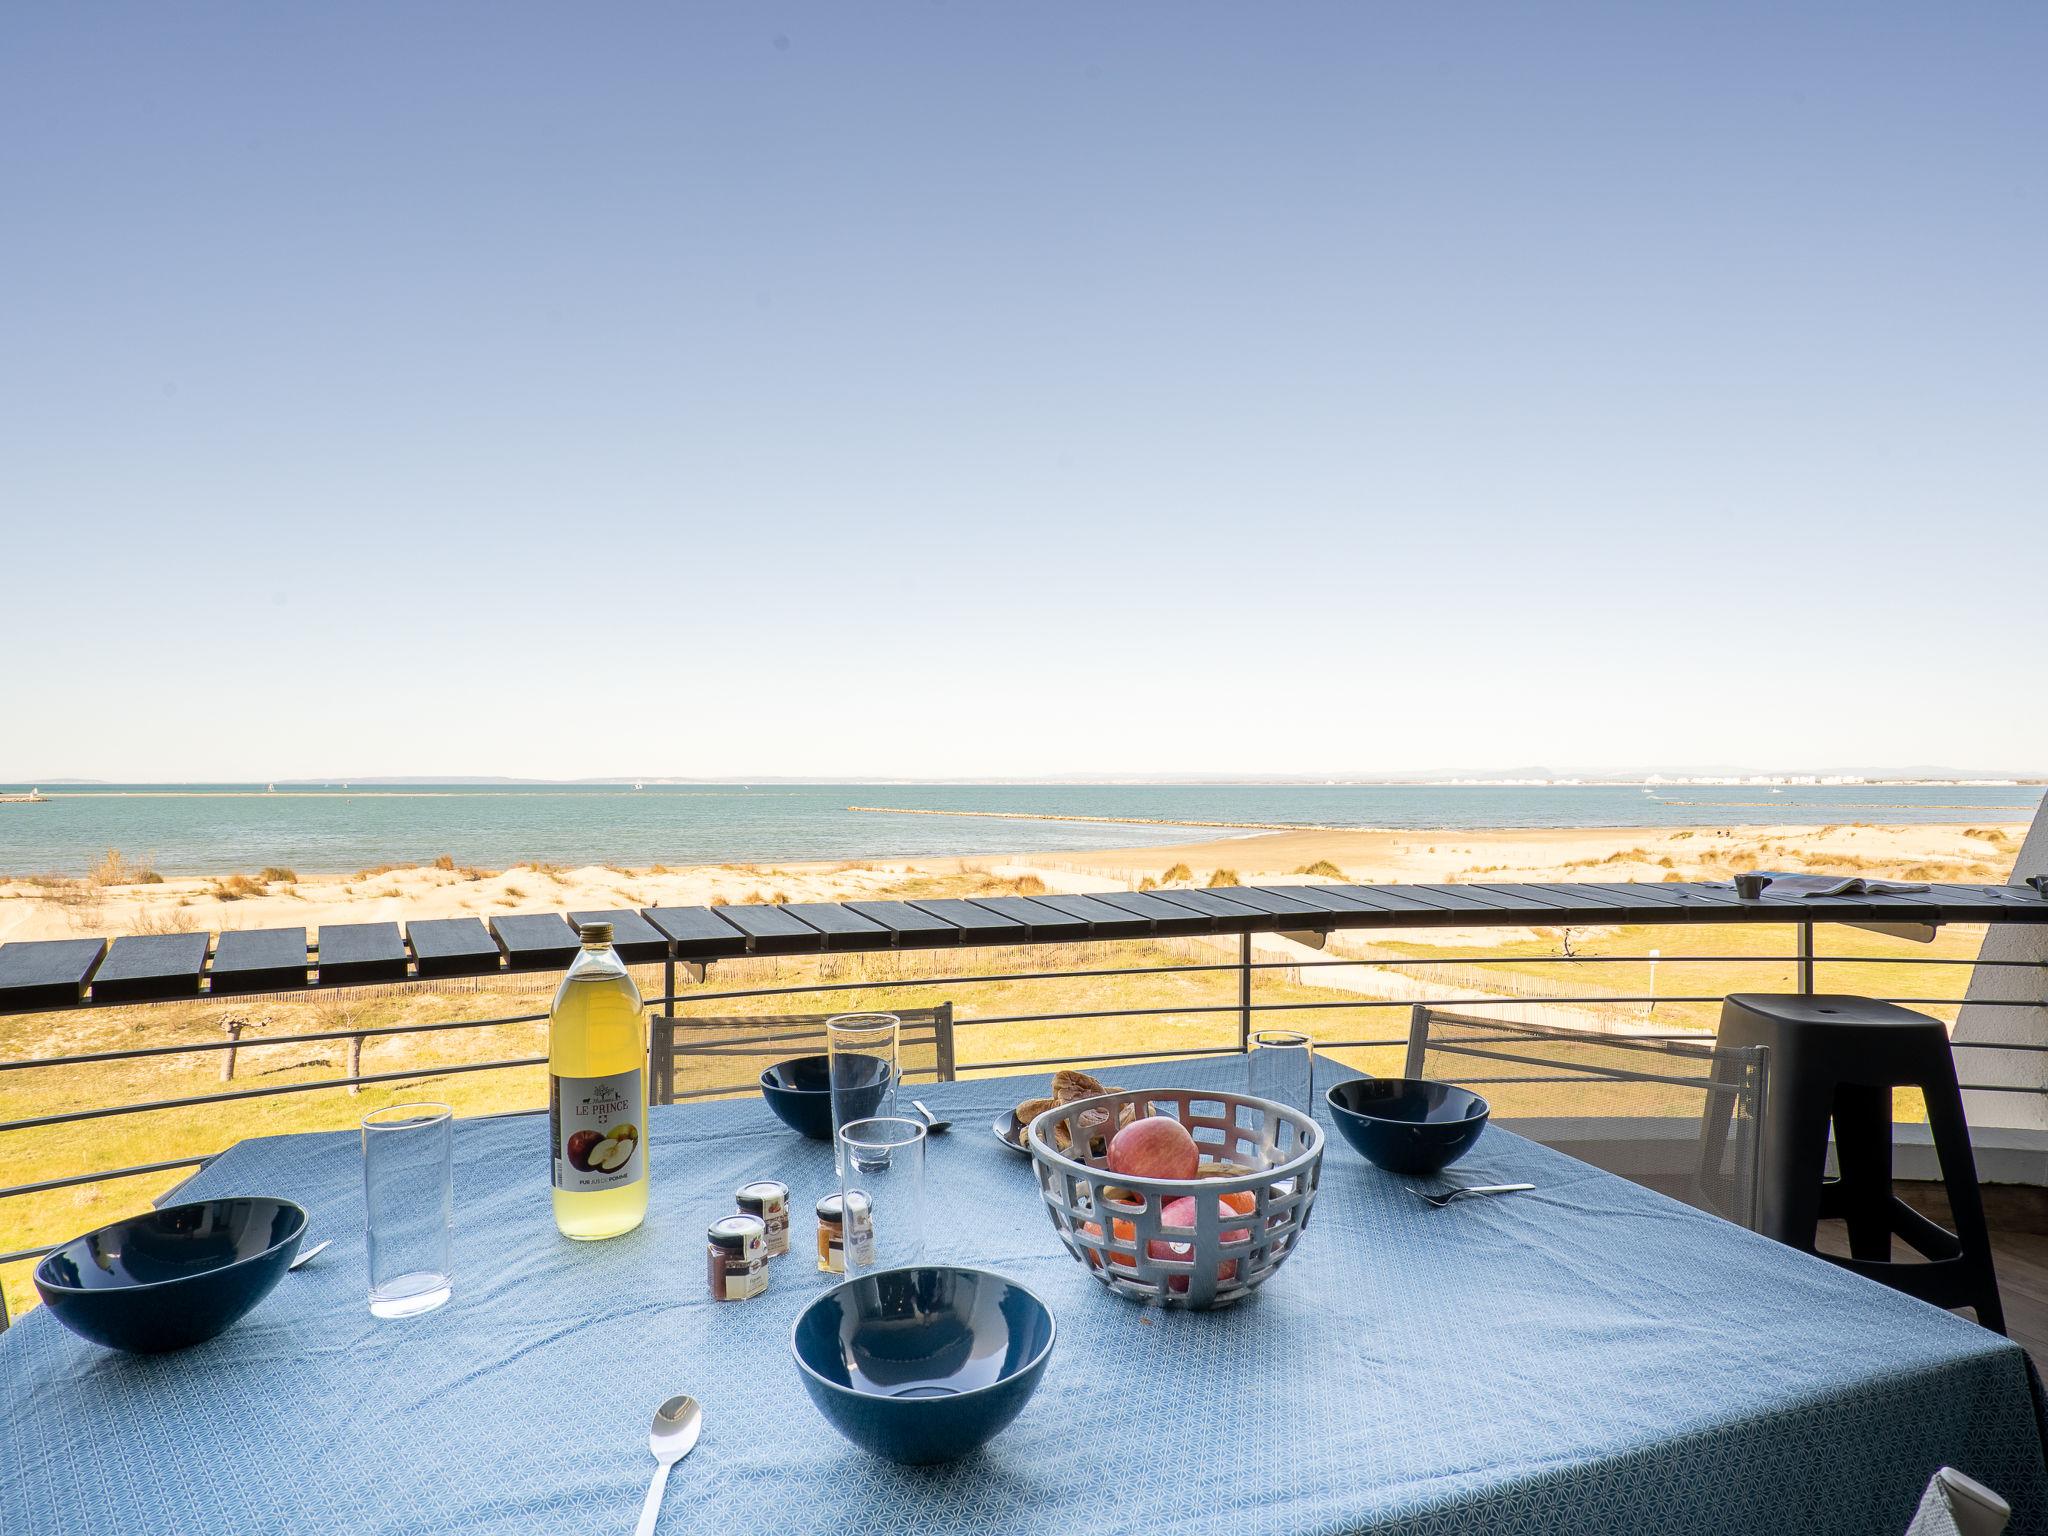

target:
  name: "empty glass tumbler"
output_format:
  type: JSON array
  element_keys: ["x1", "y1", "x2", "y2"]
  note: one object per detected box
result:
[
  {"x1": 1248, "y1": 1030, "x2": 1315, "y2": 1117},
  {"x1": 838, "y1": 1116, "x2": 926, "y2": 1271},
  {"x1": 826, "y1": 1013, "x2": 900, "y2": 1174},
  {"x1": 361, "y1": 1102, "x2": 454, "y2": 1319}
]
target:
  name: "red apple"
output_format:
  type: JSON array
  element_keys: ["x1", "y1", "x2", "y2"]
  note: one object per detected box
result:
[
  {"x1": 1106, "y1": 1115, "x2": 1199, "y2": 1180},
  {"x1": 1148, "y1": 1194, "x2": 1248, "y2": 1292},
  {"x1": 565, "y1": 1129, "x2": 602, "y2": 1171}
]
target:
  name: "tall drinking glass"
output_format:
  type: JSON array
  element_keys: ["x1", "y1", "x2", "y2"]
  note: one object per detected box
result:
[
  {"x1": 838, "y1": 1116, "x2": 926, "y2": 1271},
  {"x1": 362, "y1": 1102, "x2": 453, "y2": 1319},
  {"x1": 1248, "y1": 1030, "x2": 1314, "y2": 1116},
  {"x1": 826, "y1": 1013, "x2": 899, "y2": 1174}
]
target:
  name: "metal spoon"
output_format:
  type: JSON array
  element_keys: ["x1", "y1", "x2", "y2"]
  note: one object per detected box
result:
[
  {"x1": 1412, "y1": 1183, "x2": 1534, "y2": 1210},
  {"x1": 911, "y1": 1099, "x2": 952, "y2": 1136},
  {"x1": 635, "y1": 1394, "x2": 702, "y2": 1536},
  {"x1": 288, "y1": 1239, "x2": 332, "y2": 1271}
]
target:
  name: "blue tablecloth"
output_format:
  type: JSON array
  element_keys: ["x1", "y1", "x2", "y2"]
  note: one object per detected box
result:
[{"x1": 4, "y1": 1055, "x2": 2044, "y2": 1535}]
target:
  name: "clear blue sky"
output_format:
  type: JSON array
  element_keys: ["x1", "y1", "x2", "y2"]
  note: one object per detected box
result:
[{"x1": 3, "y1": 3, "x2": 2043, "y2": 779}]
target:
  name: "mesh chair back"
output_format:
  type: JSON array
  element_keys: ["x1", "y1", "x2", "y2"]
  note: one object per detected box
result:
[
  {"x1": 1405, "y1": 1007, "x2": 1768, "y2": 1229},
  {"x1": 649, "y1": 1005, "x2": 955, "y2": 1106}
]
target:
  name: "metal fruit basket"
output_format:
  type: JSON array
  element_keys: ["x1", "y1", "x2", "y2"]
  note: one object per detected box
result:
[{"x1": 1027, "y1": 1088, "x2": 1324, "y2": 1309}]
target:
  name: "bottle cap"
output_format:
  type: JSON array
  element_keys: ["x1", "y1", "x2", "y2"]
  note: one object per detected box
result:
[
  {"x1": 708, "y1": 1214, "x2": 765, "y2": 1249},
  {"x1": 580, "y1": 921, "x2": 614, "y2": 944}
]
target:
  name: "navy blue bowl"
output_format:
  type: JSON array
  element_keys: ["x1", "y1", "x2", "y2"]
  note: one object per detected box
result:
[
  {"x1": 791, "y1": 1266, "x2": 1056, "y2": 1464},
  {"x1": 1326, "y1": 1078, "x2": 1490, "y2": 1175},
  {"x1": 34, "y1": 1196, "x2": 307, "y2": 1353},
  {"x1": 759, "y1": 1052, "x2": 892, "y2": 1140}
]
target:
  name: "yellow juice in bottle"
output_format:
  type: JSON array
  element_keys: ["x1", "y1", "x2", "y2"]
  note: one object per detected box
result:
[{"x1": 548, "y1": 924, "x2": 649, "y2": 1239}]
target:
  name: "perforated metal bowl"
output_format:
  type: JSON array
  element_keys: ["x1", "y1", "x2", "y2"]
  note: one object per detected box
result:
[{"x1": 1027, "y1": 1088, "x2": 1323, "y2": 1309}]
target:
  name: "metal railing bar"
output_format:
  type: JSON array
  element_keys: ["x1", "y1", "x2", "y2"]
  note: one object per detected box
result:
[
  {"x1": 3, "y1": 997, "x2": 2040, "y2": 1083},
  {"x1": 1421, "y1": 1045, "x2": 1734, "y2": 1091},
  {"x1": 1959, "y1": 1084, "x2": 2048, "y2": 1094},
  {"x1": 635, "y1": 951, "x2": 2043, "y2": 1011},
  {"x1": 1430, "y1": 1073, "x2": 1731, "y2": 1089},
  {"x1": 0, "y1": 1056, "x2": 546, "y2": 1136},
  {"x1": 0, "y1": 1010, "x2": 549, "y2": 1075},
  {"x1": 955, "y1": 1003, "x2": 1240, "y2": 1027},
  {"x1": 1299, "y1": 1038, "x2": 1412, "y2": 1050},
  {"x1": 960, "y1": 1046, "x2": 1242, "y2": 1075},
  {"x1": 0, "y1": 1155, "x2": 211, "y2": 1201}
]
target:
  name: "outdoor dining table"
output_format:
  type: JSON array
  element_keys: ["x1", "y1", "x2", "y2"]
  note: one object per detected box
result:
[{"x1": 3, "y1": 1053, "x2": 2043, "y2": 1535}]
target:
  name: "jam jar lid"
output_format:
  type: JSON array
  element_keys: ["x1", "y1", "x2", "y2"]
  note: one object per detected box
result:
[
  {"x1": 708, "y1": 1214, "x2": 766, "y2": 1249},
  {"x1": 737, "y1": 1180, "x2": 789, "y2": 1210}
]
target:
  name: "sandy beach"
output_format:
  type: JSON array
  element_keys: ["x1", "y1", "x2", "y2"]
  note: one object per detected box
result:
[{"x1": 0, "y1": 821, "x2": 2024, "y2": 946}]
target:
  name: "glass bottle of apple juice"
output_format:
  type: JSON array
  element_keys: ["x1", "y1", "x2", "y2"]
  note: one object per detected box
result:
[{"x1": 549, "y1": 923, "x2": 649, "y2": 1239}]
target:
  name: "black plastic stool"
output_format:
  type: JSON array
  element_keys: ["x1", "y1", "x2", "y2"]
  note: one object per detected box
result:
[{"x1": 1718, "y1": 992, "x2": 2004, "y2": 1333}]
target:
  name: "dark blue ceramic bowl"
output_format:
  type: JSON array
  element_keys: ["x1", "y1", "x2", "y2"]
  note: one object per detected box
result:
[
  {"x1": 34, "y1": 1196, "x2": 307, "y2": 1353},
  {"x1": 1326, "y1": 1078, "x2": 1490, "y2": 1175},
  {"x1": 759, "y1": 1052, "x2": 892, "y2": 1140},
  {"x1": 791, "y1": 1266, "x2": 1056, "y2": 1464}
]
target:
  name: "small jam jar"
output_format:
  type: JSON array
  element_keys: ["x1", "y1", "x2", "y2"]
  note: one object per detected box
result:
[
  {"x1": 736, "y1": 1180, "x2": 790, "y2": 1257},
  {"x1": 816, "y1": 1191, "x2": 873, "y2": 1273},
  {"x1": 706, "y1": 1215, "x2": 769, "y2": 1301}
]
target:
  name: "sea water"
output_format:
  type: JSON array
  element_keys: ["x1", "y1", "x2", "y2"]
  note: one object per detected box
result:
[{"x1": 0, "y1": 782, "x2": 2037, "y2": 877}]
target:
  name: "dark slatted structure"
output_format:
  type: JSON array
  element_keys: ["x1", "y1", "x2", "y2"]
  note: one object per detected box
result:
[
  {"x1": 316, "y1": 922, "x2": 409, "y2": 987},
  {"x1": 842, "y1": 901, "x2": 964, "y2": 948},
  {"x1": 1140, "y1": 888, "x2": 1265, "y2": 927},
  {"x1": 902, "y1": 898, "x2": 1026, "y2": 945},
  {"x1": 489, "y1": 914, "x2": 581, "y2": 972},
  {"x1": 1083, "y1": 890, "x2": 1220, "y2": 935},
  {"x1": 712, "y1": 902, "x2": 822, "y2": 956},
  {"x1": 0, "y1": 938, "x2": 105, "y2": 1011},
  {"x1": 775, "y1": 903, "x2": 891, "y2": 951},
  {"x1": 567, "y1": 910, "x2": 669, "y2": 964},
  {"x1": 2, "y1": 880, "x2": 2045, "y2": 1016},
  {"x1": 965, "y1": 896, "x2": 1093, "y2": 942},
  {"x1": 1028, "y1": 893, "x2": 1156, "y2": 939},
  {"x1": 1201, "y1": 886, "x2": 1340, "y2": 926},
  {"x1": 91, "y1": 933, "x2": 211, "y2": 1002},
  {"x1": 406, "y1": 918, "x2": 502, "y2": 979},
  {"x1": 643, "y1": 906, "x2": 750, "y2": 961},
  {"x1": 209, "y1": 928, "x2": 310, "y2": 995}
]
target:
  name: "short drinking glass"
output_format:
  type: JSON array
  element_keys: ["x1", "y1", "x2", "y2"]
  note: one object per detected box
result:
[
  {"x1": 826, "y1": 1012, "x2": 900, "y2": 1173},
  {"x1": 838, "y1": 1116, "x2": 926, "y2": 1271},
  {"x1": 1248, "y1": 1030, "x2": 1314, "y2": 1117},
  {"x1": 362, "y1": 1102, "x2": 453, "y2": 1319}
]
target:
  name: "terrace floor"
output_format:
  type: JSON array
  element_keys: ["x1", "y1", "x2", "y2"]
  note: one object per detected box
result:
[{"x1": 1815, "y1": 1190, "x2": 2048, "y2": 1365}]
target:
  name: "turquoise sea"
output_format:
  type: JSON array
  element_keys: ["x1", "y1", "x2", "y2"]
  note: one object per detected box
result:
[{"x1": 0, "y1": 783, "x2": 2039, "y2": 877}]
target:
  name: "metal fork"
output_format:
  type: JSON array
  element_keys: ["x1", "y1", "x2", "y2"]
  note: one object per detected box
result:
[{"x1": 1412, "y1": 1183, "x2": 1534, "y2": 1210}]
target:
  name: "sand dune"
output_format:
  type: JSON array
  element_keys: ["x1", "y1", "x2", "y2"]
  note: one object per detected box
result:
[{"x1": 0, "y1": 822, "x2": 2023, "y2": 946}]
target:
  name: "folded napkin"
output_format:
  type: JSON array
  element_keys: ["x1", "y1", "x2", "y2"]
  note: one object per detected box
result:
[{"x1": 1753, "y1": 873, "x2": 1929, "y2": 898}]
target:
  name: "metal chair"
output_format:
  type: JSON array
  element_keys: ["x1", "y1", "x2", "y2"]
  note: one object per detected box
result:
[
  {"x1": 1405, "y1": 1006, "x2": 1769, "y2": 1229},
  {"x1": 648, "y1": 1005, "x2": 956, "y2": 1105},
  {"x1": 1905, "y1": 1467, "x2": 2010, "y2": 1536}
]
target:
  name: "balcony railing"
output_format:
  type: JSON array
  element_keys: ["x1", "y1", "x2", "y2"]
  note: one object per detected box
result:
[{"x1": 4, "y1": 879, "x2": 2045, "y2": 1324}]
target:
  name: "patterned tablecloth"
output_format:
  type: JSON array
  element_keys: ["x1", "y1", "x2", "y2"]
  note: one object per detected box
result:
[{"x1": 4, "y1": 1054, "x2": 2044, "y2": 1535}]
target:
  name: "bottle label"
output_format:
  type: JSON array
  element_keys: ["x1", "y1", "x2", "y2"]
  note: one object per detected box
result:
[
  {"x1": 551, "y1": 1068, "x2": 644, "y2": 1191},
  {"x1": 845, "y1": 1202, "x2": 875, "y2": 1268}
]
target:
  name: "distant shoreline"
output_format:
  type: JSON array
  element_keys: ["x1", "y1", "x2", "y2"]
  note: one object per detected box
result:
[{"x1": 849, "y1": 805, "x2": 1344, "y2": 833}]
